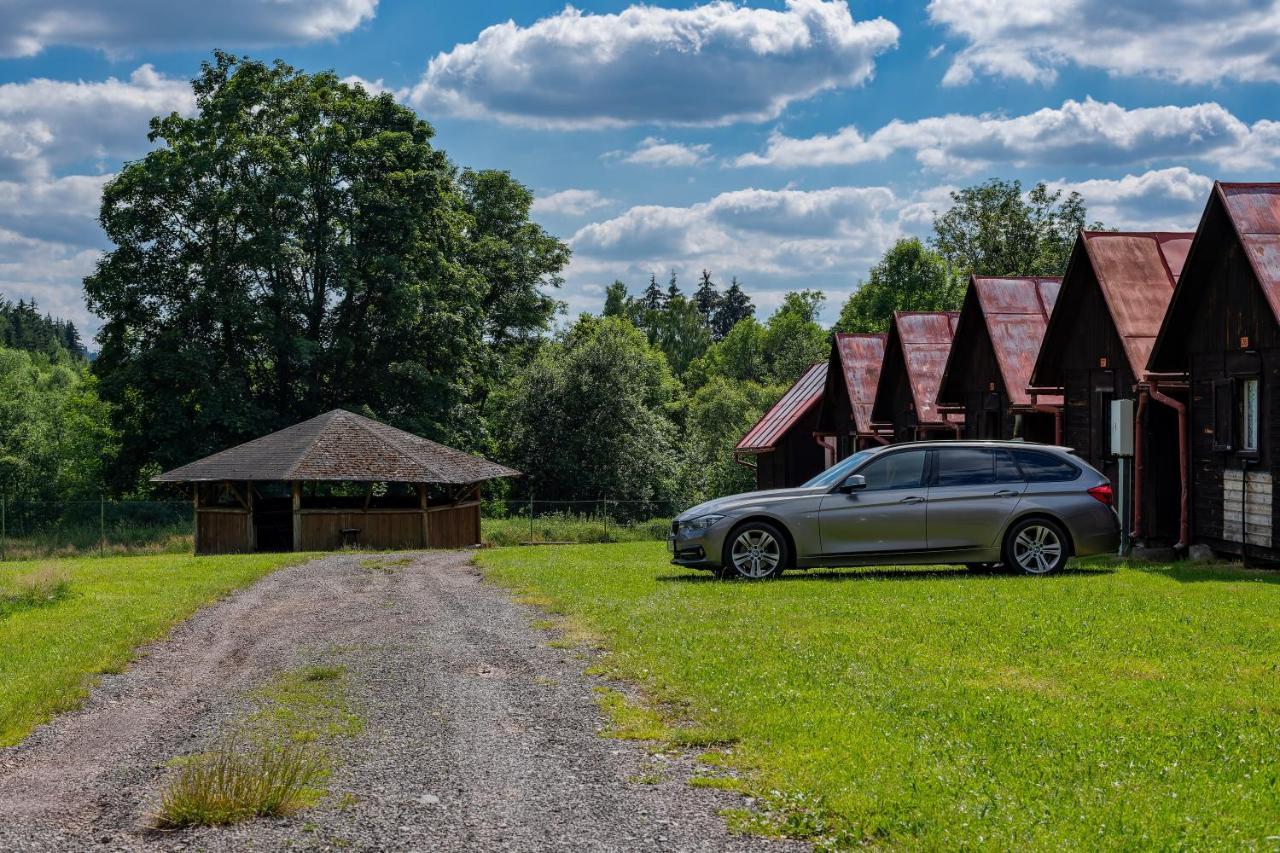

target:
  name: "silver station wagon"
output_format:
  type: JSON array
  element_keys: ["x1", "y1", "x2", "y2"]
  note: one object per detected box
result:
[{"x1": 670, "y1": 441, "x2": 1119, "y2": 579}]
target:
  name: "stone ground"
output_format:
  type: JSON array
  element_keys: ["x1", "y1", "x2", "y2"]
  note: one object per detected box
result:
[{"x1": 0, "y1": 551, "x2": 804, "y2": 852}]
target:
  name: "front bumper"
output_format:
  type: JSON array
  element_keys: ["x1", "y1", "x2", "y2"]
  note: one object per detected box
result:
[{"x1": 668, "y1": 519, "x2": 730, "y2": 569}]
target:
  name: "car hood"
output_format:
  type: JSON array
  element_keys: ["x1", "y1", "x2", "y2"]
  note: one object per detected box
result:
[{"x1": 676, "y1": 486, "x2": 826, "y2": 521}]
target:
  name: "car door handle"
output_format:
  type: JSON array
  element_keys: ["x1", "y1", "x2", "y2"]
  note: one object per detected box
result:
[
  {"x1": 899, "y1": 496, "x2": 925, "y2": 504},
  {"x1": 993, "y1": 489, "x2": 1019, "y2": 498}
]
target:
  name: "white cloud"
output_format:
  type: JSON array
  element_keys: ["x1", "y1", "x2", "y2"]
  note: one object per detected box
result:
[
  {"x1": 0, "y1": 227, "x2": 101, "y2": 333},
  {"x1": 341, "y1": 75, "x2": 409, "y2": 100},
  {"x1": 0, "y1": 0, "x2": 377, "y2": 57},
  {"x1": 1048, "y1": 167, "x2": 1213, "y2": 231},
  {"x1": 735, "y1": 98, "x2": 1280, "y2": 173},
  {"x1": 928, "y1": 0, "x2": 1280, "y2": 86},
  {"x1": 531, "y1": 189, "x2": 613, "y2": 217},
  {"x1": 410, "y1": 0, "x2": 899, "y2": 129},
  {"x1": 0, "y1": 174, "x2": 110, "y2": 246},
  {"x1": 609, "y1": 137, "x2": 712, "y2": 167},
  {"x1": 0, "y1": 65, "x2": 193, "y2": 179}
]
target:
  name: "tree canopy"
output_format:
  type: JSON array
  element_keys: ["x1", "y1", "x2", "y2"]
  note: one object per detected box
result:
[
  {"x1": 835, "y1": 238, "x2": 963, "y2": 333},
  {"x1": 85, "y1": 52, "x2": 567, "y2": 492}
]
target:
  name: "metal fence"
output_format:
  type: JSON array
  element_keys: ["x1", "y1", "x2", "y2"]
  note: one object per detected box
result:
[{"x1": 0, "y1": 497, "x2": 685, "y2": 560}]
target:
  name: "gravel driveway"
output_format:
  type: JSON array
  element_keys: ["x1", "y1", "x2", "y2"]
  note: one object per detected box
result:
[{"x1": 0, "y1": 551, "x2": 802, "y2": 852}]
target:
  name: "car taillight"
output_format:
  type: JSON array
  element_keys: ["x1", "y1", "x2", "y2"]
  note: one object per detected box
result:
[{"x1": 1087, "y1": 484, "x2": 1113, "y2": 505}]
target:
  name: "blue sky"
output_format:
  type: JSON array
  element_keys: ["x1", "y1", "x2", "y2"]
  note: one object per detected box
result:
[{"x1": 1, "y1": 0, "x2": 1278, "y2": 336}]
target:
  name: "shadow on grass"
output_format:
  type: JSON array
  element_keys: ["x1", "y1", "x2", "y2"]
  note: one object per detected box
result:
[{"x1": 658, "y1": 565, "x2": 1115, "y2": 585}]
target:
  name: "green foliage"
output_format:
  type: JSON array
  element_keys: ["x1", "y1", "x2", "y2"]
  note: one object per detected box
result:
[
  {"x1": 0, "y1": 297, "x2": 85, "y2": 360},
  {"x1": 481, "y1": 543, "x2": 1280, "y2": 850},
  {"x1": 689, "y1": 291, "x2": 827, "y2": 390},
  {"x1": 0, "y1": 345, "x2": 116, "y2": 502},
  {"x1": 678, "y1": 377, "x2": 783, "y2": 503},
  {"x1": 835, "y1": 238, "x2": 964, "y2": 333},
  {"x1": 85, "y1": 51, "x2": 566, "y2": 494},
  {"x1": 931, "y1": 178, "x2": 1098, "y2": 278},
  {"x1": 501, "y1": 315, "x2": 680, "y2": 514}
]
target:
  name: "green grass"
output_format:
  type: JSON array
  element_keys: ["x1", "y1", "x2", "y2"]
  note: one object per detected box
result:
[
  {"x1": 0, "y1": 552, "x2": 308, "y2": 746},
  {"x1": 481, "y1": 512, "x2": 670, "y2": 546},
  {"x1": 478, "y1": 542, "x2": 1280, "y2": 849}
]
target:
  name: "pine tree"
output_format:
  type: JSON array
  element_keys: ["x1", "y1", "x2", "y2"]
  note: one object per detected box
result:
[
  {"x1": 712, "y1": 276, "x2": 754, "y2": 340},
  {"x1": 640, "y1": 275, "x2": 664, "y2": 313},
  {"x1": 602, "y1": 280, "x2": 629, "y2": 317},
  {"x1": 694, "y1": 269, "x2": 720, "y2": 328},
  {"x1": 666, "y1": 270, "x2": 681, "y2": 304}
]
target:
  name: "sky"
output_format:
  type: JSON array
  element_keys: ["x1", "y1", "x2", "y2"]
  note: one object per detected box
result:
[{"x1": 1, "y1": 0, "x2": 1278, "y2": 339}]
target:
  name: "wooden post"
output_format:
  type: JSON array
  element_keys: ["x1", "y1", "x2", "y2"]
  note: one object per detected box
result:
[
  {"x1": 246, "y1": 481, "x2": 256, "y2": 552},
  {"x1": 291, "y1": 481, "x2": 302, "y2": 552},
  {"x1": 418, "y1": 484, "x2": 429, "y2": 548},
  {"x1": 192, "y1": 485, "x2": 200, "y2": 555}
]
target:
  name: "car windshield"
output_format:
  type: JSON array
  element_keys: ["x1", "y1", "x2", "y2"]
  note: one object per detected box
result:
[{"x1": 801, "y1": 449, "x2": 876, "y2": 488}]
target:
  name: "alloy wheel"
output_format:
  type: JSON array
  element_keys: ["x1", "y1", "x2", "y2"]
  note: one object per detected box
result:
[
  {"x1": 730, "y1": 529, "x2": 781, "y2": 579},
  {"x1": 1012, "y1": 524, "x2": 1063, "y2": 574}
]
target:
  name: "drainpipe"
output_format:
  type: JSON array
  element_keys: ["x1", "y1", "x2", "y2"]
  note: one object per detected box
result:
[
  {"x1": 1132, "y1": 389, "x2": 1148, "y2": 540},
  {"x1": 1147, "y1": 381, "x2": 1189, "y2": 550},
  {"x1": 813, "y1": 433, "x2": 837, "y2": 466}
]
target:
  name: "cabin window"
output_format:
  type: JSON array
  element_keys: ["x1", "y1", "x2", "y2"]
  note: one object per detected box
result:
[{"x1": 1241, "y1": 377, "x2": 1260, "y2": 453}]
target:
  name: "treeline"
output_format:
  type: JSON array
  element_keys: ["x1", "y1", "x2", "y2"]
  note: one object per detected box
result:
[
  {"x1": 2, "y1": 51, "x2": 1100, "y2": 517},
  {"x1": 0, "y1": 298, "x2": 86, "y2": 360}
]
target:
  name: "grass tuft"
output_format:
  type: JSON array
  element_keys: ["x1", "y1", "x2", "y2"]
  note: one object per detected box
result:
[
  {"x1": 155, "y1": 738, "x2": 326, "y2": 828},
  {"x1": 0, "y1": 563, "x2": 71, "y2": 618}
]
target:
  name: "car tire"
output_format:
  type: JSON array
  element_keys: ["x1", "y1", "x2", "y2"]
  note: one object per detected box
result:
[
  {"x1": 1002, "y1": 517, "x2": 1069, "y2": 575},
  {"x1": 720, "y1": 521, "x2": 789, "y2": 580}
]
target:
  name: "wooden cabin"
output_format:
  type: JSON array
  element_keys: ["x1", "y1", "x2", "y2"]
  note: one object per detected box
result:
[
  {"x1": 870, "y1": 312, "x2": 963, "y2": 442},
  {"x1": 735, "y1": 362, "x2": 828, "y2": 489},
  {"x1": 1030, "y1": 231, "x2": 1192, "y2": 546},
  {"x1": 1148, "y1": 183, "x2": 1280, "y2": 561},
  {"x1": 152, "y1": 409, "x2": 517, "y2": 554},
  {"x1": 937, "y1": 276, "x2": 1061, "y2": 442},
  {"x1": 814, "y1": 332, "x2": 889, "y2": 459}
]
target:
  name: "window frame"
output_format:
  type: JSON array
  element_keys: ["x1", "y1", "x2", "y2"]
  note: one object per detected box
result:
[
  {"x1": 848, "y1": 448, "x2": 930, "y2": 493},
  {"x1": 1212, "y1": 377, "x2": 1235, "y2": 452},
  {"x1": 1239, "y1": 376, "x2": 1260, "y2": 456}
]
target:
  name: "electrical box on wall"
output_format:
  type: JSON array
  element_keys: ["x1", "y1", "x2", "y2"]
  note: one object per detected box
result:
[{"x1": 1110, "y1": 399, "x2": 1134, "y2": 456}]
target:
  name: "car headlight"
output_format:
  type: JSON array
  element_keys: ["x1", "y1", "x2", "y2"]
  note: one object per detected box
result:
[{"x1": 681, "y1": 514, "x2": 724, "y2": 532}]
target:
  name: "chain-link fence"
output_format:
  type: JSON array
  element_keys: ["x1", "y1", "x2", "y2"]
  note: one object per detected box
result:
[{"x1": 0, "y1": 497, "x2": 688, "y2": 560}]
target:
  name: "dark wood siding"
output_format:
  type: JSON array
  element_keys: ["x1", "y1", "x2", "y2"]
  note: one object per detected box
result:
[{"x1": 754, "y1": 404, "x2": 826, "y2": 490}]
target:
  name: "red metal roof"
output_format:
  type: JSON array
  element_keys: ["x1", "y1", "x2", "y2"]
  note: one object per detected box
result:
[
  {"x1": 895, "y1": 311, "x2": 960, "y2": 425},
  {"x1": 1081, "y1": 230, "x2": 1193, "y2": 378},
  {"x1": 1218, "y1": 183, "x2": 1280, "y2": 324},
  {"x1": 736, "y1": 361, "x2": 826, "y2": 453},
  {"x1": 832, "y1": 333, "x2": 886, "y2": 434},
  {"x1": 972, "y1": 276, "x2": 1061, "y2": 407}
]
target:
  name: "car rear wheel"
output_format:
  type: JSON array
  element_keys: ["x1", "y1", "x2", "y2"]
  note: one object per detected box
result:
[
  {"x1": 1003, "y1": 517, "x2": 1069, "y2": 575},
  {"x1": 721, "y1": 522, "x2": 788, "y2": 580}
]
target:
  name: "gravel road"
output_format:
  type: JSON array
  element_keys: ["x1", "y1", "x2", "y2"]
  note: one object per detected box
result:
[{"x1": 0, "y1": 551, "x2": 803, "y2": 852}]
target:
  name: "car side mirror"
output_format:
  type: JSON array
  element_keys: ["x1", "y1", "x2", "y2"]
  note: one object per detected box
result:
[{"x1": 838, "y1": 474, "x2": 866, "y2": 493}]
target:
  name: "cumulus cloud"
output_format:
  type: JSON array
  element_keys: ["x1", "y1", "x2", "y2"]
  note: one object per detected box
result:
[
  {"x1": 1048, "y1": 167, "x2": 1213, "y2": 231},
  {"x1": 928, "y1": 0, "x2": 1280, "y2": 86},
  {"x1": 410, "y1": 0, "x2": 899, "y2": 128},
  {"x1": 0, "y1": 65, "x2": 192, "y2": 179},
  {"x1": 531, "y1": 189, "x2": 613, "y2": 217},
  {"x1": 608, "y1": 137, "x2": 712, "y2": 167},
  {"x1": 734, "y1": 98, "x2": 1280, "y2": 173},
  {"x1": 340, "y1": 75, "x2": 409, "y2": 100},
  {"x1": 0, "y1": 0, "x2": 377, "y2": 57},
  {"x1": 0, "y1": 227, "x2": 102, "y2": 332},
  {"x1": 0, "y1": 174, "x2": 110, "y2": 246}
]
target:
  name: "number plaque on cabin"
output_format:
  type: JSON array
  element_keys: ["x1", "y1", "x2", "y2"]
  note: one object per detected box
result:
[{"x1": 1240, "y1": 336, "x2": 1250, "y2": 348}]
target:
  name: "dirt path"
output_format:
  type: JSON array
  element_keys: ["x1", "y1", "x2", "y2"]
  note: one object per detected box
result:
[{"x1": 0, "y1": 552, "x2": 801, "y2": 852}]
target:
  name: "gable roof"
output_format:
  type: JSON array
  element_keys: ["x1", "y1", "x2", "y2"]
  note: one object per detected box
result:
[
  {"x1": 1033, "y1": 230, "x2": 1191, "y2": 385},
  {"x1": 736, "y1": 361, "x2": 826, "y2": 453},
  {"x1": 153, "y1": 409, "x2": 519, "y2": 484},
  {"x1": 941, "y1": 276, "x2": 1061, "y2": 408},
  {"x1": 1150, "y1": 182, "x2": 1280, "y2": 371},
  {"x1": 874, "y1": 311, "x2": 960, "y2": 425},
  {"x1": 832, "y1": 333, "x2": 886, "y2": 434}
]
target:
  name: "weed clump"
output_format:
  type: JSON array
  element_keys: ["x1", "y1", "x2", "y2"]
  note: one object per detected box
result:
[
  {"x1": 0, "y1": 563, "x2": 71, "y2": 618},
  {"x1": 155, "y1": 739, "x2": 325, "y2": 828}
]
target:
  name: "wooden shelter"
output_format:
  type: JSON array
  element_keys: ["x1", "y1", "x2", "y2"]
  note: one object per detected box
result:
[
  {"x1": 870, "y1": 311, "x2": 963, "y2": 442},
  {"x1": 937, "y1": 276, "x2": 1061, "y2": 442},
  {"x1": 1030, "y1": 231, "x2": 1192, "y2": 546},
  {"x1": 1149, "y1": 183, "x2": 1280, "y2": 561},
  {"x1": 153, "y1": 409, "x2": 518, "y2": 554},
  {"x1": 815, "y1": 332, "x2": 889, "y2": 458},
  {"x1": 735, "y1": 362, "x2": 828, "y2": 489}
]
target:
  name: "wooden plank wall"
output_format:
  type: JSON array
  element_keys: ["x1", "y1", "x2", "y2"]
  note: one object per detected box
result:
[
  {"x1": 299, "y1": 509, "x2": 425, "y2": 551},
  {"x1": 1222, "y1": 470, "x2": 1274, "y2": 548},
  {"x1": 426, "y1": 502, "x2": 481, "y2": 548},
  {"x1": 196, "y1": 510, "x2": 252, "y2": 554}
]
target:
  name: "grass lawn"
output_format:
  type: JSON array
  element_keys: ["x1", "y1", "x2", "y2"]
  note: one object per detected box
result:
[
  {"x1": 478, "y1": 542, "x2": 1280, "y2": 849},
  {"x1": 0, "y1": 552, "x2": 308, "y2": 746}
]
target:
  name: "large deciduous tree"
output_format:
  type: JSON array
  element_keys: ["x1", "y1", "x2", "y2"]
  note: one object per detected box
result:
[
  {"x1": 835, "y1": 238, "x2": 963, "y2": 333},
  {"x1": 85, "y1": 53, "x2": 566, "y2": 492}
]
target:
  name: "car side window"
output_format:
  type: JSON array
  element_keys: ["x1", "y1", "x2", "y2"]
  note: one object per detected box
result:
[
  {"x1": 1010, "y1": 449, "x2": 1081, "y2": 482},
  {"x1": 856, "y1": 450, "x2": 927, "y2": 491},
  {"x1": 934, "y1": 448, "x2": 1001, "y2": 486},
  {"x1": 993, "y1": 449, "x2": 1024, "y2": 483}
]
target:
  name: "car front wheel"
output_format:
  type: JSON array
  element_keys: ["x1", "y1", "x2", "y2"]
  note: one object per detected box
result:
[
  {"x1": 1003, "y1": 517, "x2": 1069, "y2": 575},
  {"x1": 720, "y1": 522, "x2": 788, "y2": 580}
]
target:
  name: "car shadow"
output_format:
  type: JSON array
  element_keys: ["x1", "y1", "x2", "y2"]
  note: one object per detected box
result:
[{"x1": 658, "y1": 565, "x2": 1115, "y2": 584}]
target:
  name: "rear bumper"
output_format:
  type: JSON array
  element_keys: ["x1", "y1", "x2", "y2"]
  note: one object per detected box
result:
[{"x1": 1066, "y1": 505, "x2": 1121, "y2": 557}]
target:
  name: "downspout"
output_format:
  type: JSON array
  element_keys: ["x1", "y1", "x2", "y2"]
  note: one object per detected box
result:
[
  {"x1": 813, "y1": 433, "x2": 837, "y2": 466},
  {"x1": 1147, "y1": 381, "x2": 1189, "y2": 550},
  {"x1": 1132, "y1": 389, "x2": 1148, "y2": 540}
]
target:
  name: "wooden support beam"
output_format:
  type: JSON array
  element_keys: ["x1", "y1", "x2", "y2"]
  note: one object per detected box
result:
[
  {"x1": 291, "y1": 482, "x2": 302, "y2": 552},
  {"x1": 192, "y1": 485, "x2": 201, "y2": 554},
  {"x1": 418, "y1": 483, "x2": 429, "y2": 548},
  {"x1": 246, "y1": 480, "x2": 256, "y2": 552}
]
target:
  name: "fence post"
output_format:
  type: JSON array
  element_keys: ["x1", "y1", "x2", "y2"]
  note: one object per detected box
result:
[
  {"x1": 99, "y1": 493, "x2": 106, "y2": 557},
  {"x1": 603, "y1": 499, "x2": 610, "y2": 537},
  {"x1": 1, "y1": 496, "x2": 6, "y2": 562},
  {"x1": 528, "y1": 495, "x2": 534, "y2": 543}
]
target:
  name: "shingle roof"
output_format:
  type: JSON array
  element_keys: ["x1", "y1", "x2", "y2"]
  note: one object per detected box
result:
[
  {"x1": 736, "y1": 362, "x2": 826, "y2": 453},
  {"x1": 152, "y1": 410, "x2": 519, "y2": 484},
  {"x1": 833, "y1": 333, "x2": 886, "y2": 434},
  {"x1": 1081, "y1": 230, "x2": 1192, "y2": 377}
]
